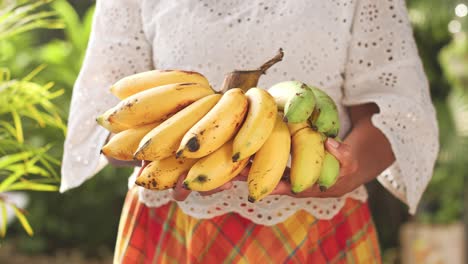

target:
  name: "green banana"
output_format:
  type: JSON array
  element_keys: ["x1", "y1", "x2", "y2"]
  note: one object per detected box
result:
[
  {"x1": 308, "y1": 86, "x2": 340, "y2": 138},
  {"x1": 318, "y1": 137, "x2": 342, "y2": 191},
  {"x1": 318, "y1": 151, "x2": 340, "y2": 191},
  {"x1": 268, "y1": 81, "x2": 316, "y2": 123}
]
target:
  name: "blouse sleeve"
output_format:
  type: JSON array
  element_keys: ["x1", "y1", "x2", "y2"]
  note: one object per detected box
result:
[
  {"x1": 60, "y1": 0, "x2": 153, "y2": 192},
  {"x1": 342, "y1": 0, "x2": 439, "y2": 214}
]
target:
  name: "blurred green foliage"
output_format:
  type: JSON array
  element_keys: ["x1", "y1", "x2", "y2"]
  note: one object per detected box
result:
[
  {"x1": 0, "y1": 0, "x2": 67, "y2": 238},
  {"x1": 0, "y1": 0, "x2": 466, "y2": 259},
  {"x1": 1, "y1": 0, "x2": 131, "y2": 257}
]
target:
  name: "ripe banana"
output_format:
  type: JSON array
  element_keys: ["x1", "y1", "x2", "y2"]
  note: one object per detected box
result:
[
  {"x1": 177, "y1": 88, "x2": 248, "y2": 159},
  {"x1": 101, "y1": 123, "x2": 160, "y2": 161},
  {"x1": 317, "y1": 151, "x2": 340, "y2": 191},
  {"x1": 247, "y1": 115, "x2": 290, "y2": 202},
  {"x1": 134, "y1": 157, "x2": 198, "y2": 190},
  {"x1": 97, "y1": 82, "x2": 214, "y2": 128},
  {"x1": 96, "y1": 108, "x2": 131, "y2": 133},
  {"x1": 287, "y1": 121, "x2": 310, "y2": 136},
  {"x1": 183, "y1": 141, "x2": 250, "y2": 192},
  {"x1": 290, "y1": 127, "x2": 325, "y2": 193},
  {"x1": 309, "y1": 86, "x2": 340, "y2": 137},
  {"x1": 232, "y1": 88, "x2": 277, "y2": 162},
  {"x1": 268, "y1": 81, "x2": 316, "y2": 123},
  {"x1": 110, "y1": 70, "x2": 210, "y2": 99},
  {"x1": 134, "y1": 94, "x2": 222, "y2": 161}
]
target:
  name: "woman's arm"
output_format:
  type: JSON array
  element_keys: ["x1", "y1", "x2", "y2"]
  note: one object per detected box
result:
[{"x1": 343, "y1": 103, "x2": 396, "y2": 186}]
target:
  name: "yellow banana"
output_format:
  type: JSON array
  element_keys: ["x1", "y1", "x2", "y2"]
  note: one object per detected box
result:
[
  {"x1": 247, "y1": 115, "x2": 290, "y2": 202},
  {"x1": 134, "y1": 157, "x2": 198, "y2": 190},
  {"x1": 110, "y1": 70, "x2": 210, "y2": 99},
  {"x1": 134, "y1": 94, "x2": 222, "y2": 161},
  {"x1": 232, "y1": 88, "x2": 277, "y2": 162},
  {"x1": 98, "y1": 83, "x2": 214, "y2": 128},
  {"x1": 101, "y1": 122, "x2": 160, "y2": 161},
  {"x1": 287, "y1": 121, "x2": 310, "y2": 137},
  {"x1": 96, "y1": 108, "x2": 131, "y2": 133},
  {"x1": 177, "y1": 88, "x2": 248, "y2": 159},
  {"x1": 290, "y1": 127, "x2": 325, "y2": 193},
  {"x1": 183, "y1": 141, "x2": 250, "y2": 192}
]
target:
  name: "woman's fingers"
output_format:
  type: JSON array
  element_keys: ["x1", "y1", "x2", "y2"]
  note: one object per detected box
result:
[
  {"x1": 269, "y1": 181, "x2": 292, "y2": 196},
  {"x1": 172, "y1": 173, "x2": 191, "y2": 201},
  {"x1": 325, "y1": 138, "x2": 359, "y2": 175}
]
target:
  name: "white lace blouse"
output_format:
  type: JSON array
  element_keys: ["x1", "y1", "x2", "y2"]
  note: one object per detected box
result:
[{"x1": 61, "y1": 0, "x2": 439, "y2": 225}]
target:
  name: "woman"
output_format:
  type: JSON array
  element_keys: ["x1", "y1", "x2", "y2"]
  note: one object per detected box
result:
[{"x1": 61, "y1": 0, "x2": 439, "y2": 263}]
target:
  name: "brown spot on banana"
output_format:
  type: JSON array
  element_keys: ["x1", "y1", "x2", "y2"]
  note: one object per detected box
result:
[
  {"x1": 176, "y1": 150, "x2": 184, "y2": 158},
  {"x1": 232, "y1": 152, "x2": 240, "y2": 162},
  {"x1": 186, "y1": 137, "x2": 200, "y2": 152},
  {"x1": 195, "y1": 175, "x2": 208, "y2": 183},
  {"x1": 175, "y1": 83, "x2": 198, "y2": 90}
]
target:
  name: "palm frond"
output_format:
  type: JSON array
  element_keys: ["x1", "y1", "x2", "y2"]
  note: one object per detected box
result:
[{"x1": 0, "y1": 0, "x2": 64, "y2": 41}]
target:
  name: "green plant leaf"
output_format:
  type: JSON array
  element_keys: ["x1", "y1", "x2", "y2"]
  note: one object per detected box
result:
[
  {"x1": 12, "y1": 205, "x2": 33, "y2": 236},
  {"x1": 11, "y1": 110, "x2": 23, "y2": 143},
  {"x1": 0, "y1": 171, "x2": 26, "y2": 192},
  {"x1": 8, "y1": 181, "x2": 58, "y2": 191},
  {"x1": 22, "y1": 64, "x2": 46, "y2": 82},
  {"x1": 0, "y1": 201, "x2": 7, "y2": 237},
  {"x1": 0, "y1": 151, "x2": 34, "y2": 169},
  {"x1": 0, "y1": 120, "x2": 17, "y2": 137}
]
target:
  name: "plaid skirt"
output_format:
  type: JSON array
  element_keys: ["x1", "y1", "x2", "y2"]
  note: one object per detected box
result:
[{"x1": 114, "y1": 187, "x2": 381, "y2": 263}]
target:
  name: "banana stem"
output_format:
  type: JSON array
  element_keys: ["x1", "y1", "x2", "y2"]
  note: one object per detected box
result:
[
  {"x1": 220, "y1": 48, "x2": 284, "y2": 93},
  {"x1": 258, "y1": 48, "x2": 284, "y2": 74}
]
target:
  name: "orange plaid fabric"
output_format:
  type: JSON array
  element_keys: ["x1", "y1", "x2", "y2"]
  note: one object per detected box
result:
[{"x1": 114, "y1": 187, "x2": 381, "y2": 264}]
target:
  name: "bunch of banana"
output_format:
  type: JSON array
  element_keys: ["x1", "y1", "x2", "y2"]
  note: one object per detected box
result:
[
  {"x1": 96, "y1": 69, "x2": 281, "y2": 193},
  {"x1": 96, "y1": 70, "x2": 218, "y2": 189},
  {"x1": 264, "y1": 81, "x2": 342, "y2": 194},
  {"x1": 134, "y1": 94, "x2": 222, "y2": 161},
  {"x1": 182, "y1": 87, "x2": 279, "y2": 192},
  {"x1": 95, "y1": 50, "x2": 344, "y2": 199}
]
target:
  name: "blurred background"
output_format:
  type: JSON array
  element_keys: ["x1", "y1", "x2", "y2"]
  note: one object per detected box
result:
[{"x1": 0, "y1": 0, "x2": 466, "y2": 263}]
